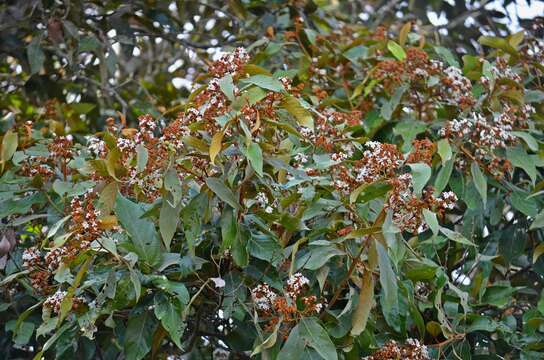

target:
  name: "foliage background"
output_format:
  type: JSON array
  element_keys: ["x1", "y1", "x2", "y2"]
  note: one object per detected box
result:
[{"x1": 1, "y1": 1, "x2": 544, "y2": 360}]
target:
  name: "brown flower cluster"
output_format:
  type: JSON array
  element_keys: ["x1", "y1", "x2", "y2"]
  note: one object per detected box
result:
[
  {"x1": 385, "y1": 174, "x2": 457, "y2": 233},
  {"x1": 371, "y1": 46, "x2": 475, "y2": 115},
  {"x1": 363, "y1": 339, "x2": 430, "y2": 360},
  {"x1": 43, "y1": 289, "x2": 85, "y2": 314},
  {"x1": 21, "y1": 247, "x2": 50, "y2": 293},
  {"x1": 45, "y1": 190, "x2": 101, "y2": 272},
  {"x1": 406, "y1": 139, "x2": 435, "y2": 165},
  {"x1": 372, "y1": 48, "x2": 443, "y2": 93},
  {"x1": 438, "y1": 110, "x2": 526, "y2": 178},
  {"x1": 251, "y1": 273, "x2": 324, "y2": 338},
  {"x1": 19, "y1": 134, "x2": 74, "y2": 180}
]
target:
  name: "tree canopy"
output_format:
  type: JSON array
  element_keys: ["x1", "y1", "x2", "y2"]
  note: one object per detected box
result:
[{"x1": 1, "y1": 1, "x2": 544, "y2": 359}]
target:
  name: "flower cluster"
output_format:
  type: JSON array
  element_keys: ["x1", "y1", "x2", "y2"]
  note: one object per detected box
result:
[
  {"x1": 251, "y1": 273, "x2": 324, "y2": 337},
  {"x1": 441, "y1": 66, "x2": 475, "y2": 108},
  {"x1": 48, "y1": 135, "x2": 74, "y2": 159},
  {"x1": 21, "y1": 246, "x2": 41, "y2": 268},
  {"x1": 254, "y1": 192, "x2": 274, "y2": 214},
  {"x1": 439, "y1": 111, "x2": 521, "y2": 178},
  {"x1": 385, "y1": 174, "x2": 457, "y2": 233},
  {"x1": 21, "y1": 247, "x2": 50, "y2": 293},
  {"x1": 208, "y1": 47, "x2": 250, "y2": 77},
  {"x1": 69, "y1": 190, "x2": 102, "y2": 244},
  {"x1": 356, "y1": 142, "x2": 404, "y2": 183},
  {"x1": 251, "y1": 283, "x2": 278, "y2": 311},
  {"x1": 406, "y1": 139, "x2": 435, "y2": 165},
  {"x1": 363, "y1": 339, "x2": 430, "y2": 360},
  {"x1": 43, "y1": 289, "x2": 85, "y2": 314},
  {"x1": 42, "y1": 190, "x2": 102, "y2": 275}
]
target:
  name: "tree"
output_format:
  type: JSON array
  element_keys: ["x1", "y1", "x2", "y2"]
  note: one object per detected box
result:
[{"x1": 1, "y1": 1, "x2": 544, "y2": 359}]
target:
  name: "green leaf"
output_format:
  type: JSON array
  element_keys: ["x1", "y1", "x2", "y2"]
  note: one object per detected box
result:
[
  {"x1": 381, "y1": 85, "x2": 406, "y2": 121},
  {"x1": 506, "y1": 146, "x2": 537, "y2": 184},
  {"x1": 434, "y1": 158, "x2": 454, "y2": 193},
  {"x1": 152, "y1": 278, "x2": 189, "y2": 304},
  {"x1": 440, "y1": 227, "x2": 476, "y2": 246},
  {"x1": 164, "y1": 168, "x2": 182, "y2": 207},
  {"x1": 246, "y1": 142, "x2": 263, "y2": 176},
  {"x1": 303, "y1": 246, "x2": 344, "y2": 270},
  {"x1": 218, "y1": 74, "x2": 235, "y2": 102},
  {"x1": 278, "y1": 324, "x2": 304, "y2": 360},
  {"x1": 408, "y1": 163, "x2": 431, "y2": 196},
  {"x1": 232, "y1": 225, "x2": 249, "y2": 267},
  {"x1": 32, "y1": 323, "x2": 71, "y2": 360},
  {"x1": 351, "y1": 182, "x2": 392, "y2": 204},
  {"x1": 159, "y1": 194, "x2": 181, "y2": 250},
  {"x1": 437, "y1": 139, "x2": 452, "y2": 165},
  {"x1": 281, "y1": 95, "x2": 314, "y2": 129},
  {"x1": 376, "y1": 241, "x2": 399, "y2": 331},
  {"x1": 387, "y1": 40, "x2": 406, "y2": 61},
  {"x1": 115, "y1": 194, "x2": 162, "y2": 267},
  {"x1": 181, "y1": 193, "x2": 208, "y2": 255},
  {"x1": 124, "y1": 310, "x2": 158, "y2": 360},
  {"x1": 471, "y1": 162, "x2": 487, "y2": 208},
  {"x1": 244, "y1": 75, "x2": 284, "y2": 92},
  {"x1": 478, "y1": 36, "x2": 517, "y2": 56},
  {"x1": 220, "y1": 208, "x2": 237, "y2": 251},
  {"x1": 13, "y1": 321, "x2": 34, "y2": 345},
  {"x1": 299, "y1": 317, "x2": 338, "y2": 360},
  {"x1": 135, "y1": 144, "x2": 148, "y2": 174},
  {"x1": 58, "y1": 256, "x2": 92, "y2": 325},
  {"x1": 206, "y1": 177, "x2": 240, "y2": 210},
  {"x1": 525, "y1": 90, "x2": 544, "y2": 103},
  {"x1": 511, "y1": 131, "x2": 539, "y2": 152},
  {"x1": 129, "y1": 268, "x2": 141, "y2": 300},
  {"x1": 422, "y1": 209, "x2": 439, "y2": 236},
  {"x1": 78, "y1": 35, "x2": 101, "y2": 53},
  {"x1": 434, "y1": 46, "x2": 460, "y2": 67},
  {"x1": 70, "y1": 102, "x2": 96, "y2": 114},
  {"x1": 531, "y1": 210, "x2": 544, "y2": 230},
  {"x1": 27, "y1": 37, "x2": 45, "y2": 75},
  {"x1": 482, "y1": 286, "x2": 521, "y2": 307},
  {"x1": 510, "y1": 190, "x2": 539, "y2": 217},
  {"x1": 343, "y1": 45, "x2": 368, "y2": 63}
]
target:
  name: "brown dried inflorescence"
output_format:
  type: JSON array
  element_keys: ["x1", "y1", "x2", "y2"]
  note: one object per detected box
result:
[{"x1": 406, "y1": 139, "x2": 435, "y2": 165}]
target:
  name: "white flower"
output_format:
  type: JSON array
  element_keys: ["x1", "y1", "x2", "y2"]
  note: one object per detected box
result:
[{"x1": 210, "y1": 277, "x2": 226, "y2": 288}]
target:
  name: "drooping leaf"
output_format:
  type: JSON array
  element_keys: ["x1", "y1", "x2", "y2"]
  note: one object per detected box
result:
[
  {"x1": 246, "y1": 142, "x2": 263, "y2": 176},
  {"x1": 124, "y1": 310, "x2": 158, "y2": 360},
  {"x1": 206, "y1": 177, "x2": 240, "y2": 210},
  {"x1": 376, "y1": 241, "x2": 399, "y2": 331},
  {"x1": 181, "y1": 193, "x2": 208, "y2": 255},
  {"x1": 351, "y1": 271, "x2": 374, "y2": 336},
  {"x1": 115, "y1": 193, "x2": 162, "y2": 267},
  {"x1": 471, "y1": 162, "x2": 487, "y2": 208},
  {"x1": 159, "y1": 194, "x2": 182, "y2": 250},
  {"x1": 209, "y1": 131, "x2": 224, "y2": 164}
]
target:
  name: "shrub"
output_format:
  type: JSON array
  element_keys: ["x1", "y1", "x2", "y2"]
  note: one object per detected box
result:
[{"x1": 1, "y1": 20, "x2": 544, "y2": 360}]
